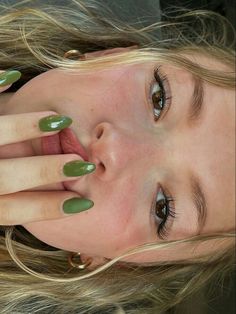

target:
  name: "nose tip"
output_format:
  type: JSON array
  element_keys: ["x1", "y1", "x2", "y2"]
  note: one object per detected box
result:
[{"x1": 89, "y1": 122, "x2": 129, "y2": 180}]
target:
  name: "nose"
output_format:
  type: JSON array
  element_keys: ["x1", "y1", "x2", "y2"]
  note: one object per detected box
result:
[{"x1": 88, "y1": 122, "x2": 143, "y2": 181}]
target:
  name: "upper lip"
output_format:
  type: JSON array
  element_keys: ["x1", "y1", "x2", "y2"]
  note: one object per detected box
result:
[{"x1": 59, "y1": 128, "x2": 89, "y2": 161}]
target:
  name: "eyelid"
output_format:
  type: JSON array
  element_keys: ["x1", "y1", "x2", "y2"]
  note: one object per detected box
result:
[
  {"x1": 150, "y1": 66, "x2": 172, "y2": 122},
  {"x1": 151, "y1": 183, "x2": 177, "y2": 240},
  {"x1": 147, "y1": 66, "x2": 176, "y2": 240}
]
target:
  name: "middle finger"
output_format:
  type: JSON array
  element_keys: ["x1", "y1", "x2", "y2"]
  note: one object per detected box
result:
[
  {"x1": 0, "y1": 155, "x2": 96, "y2": 195},
  {"x1": 0, "y1": 111, "x2": 72, "y2": 146}
]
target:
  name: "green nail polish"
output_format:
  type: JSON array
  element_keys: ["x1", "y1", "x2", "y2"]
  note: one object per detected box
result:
[
  {"x1": 39, "y1": 115, "x2": 72, "y2": 132},
  {"x1": 63, "y1": 161, "x2": 96, "y2": 177},
  {"x1": 63, "y1": 197, "x2": 94, "y2": 214},
  {"x1": 0, "y1": 70, "x2": 21, "y2": 86}
]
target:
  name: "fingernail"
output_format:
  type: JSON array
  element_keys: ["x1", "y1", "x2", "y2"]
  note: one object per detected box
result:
[
  {"x1": 63, "y1": 197, "x2": 94, "y2": 214},
  {"x1": 39, "y1": 115, "x2": 72, "y2": 132},
  {"x1": 63, "y1": 161, "x2": 96, "y2": 177},
  {"x1": 0, "y1": 70, "x2": 21, "y2": 86}
]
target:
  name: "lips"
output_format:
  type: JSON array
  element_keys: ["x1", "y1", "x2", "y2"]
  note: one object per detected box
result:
[
  {"x1": 60, "y1": 128, "x2": 89, "y2": 161},
  {"x1": 41, "y1": 128, "x2": 89, "y2": 161}
]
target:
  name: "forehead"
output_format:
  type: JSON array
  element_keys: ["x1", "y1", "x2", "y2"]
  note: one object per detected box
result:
[
  {"x1": 179, "y1": 54, "x2": 235, "y2": 233},
  {"x1": 179, "y1": 51, "x2": 233, "y2": 71}
]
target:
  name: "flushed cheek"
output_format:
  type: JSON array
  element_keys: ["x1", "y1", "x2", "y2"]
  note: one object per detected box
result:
[
  {"x1": 63, "y1": 66, "x2": 146, "y2": 126},
  {"x1": 23, "y1": 185, "x2": 140, "y2": 255},
  {"x1": 100, "y1": 191, "x2": 152, "y2": 257},
  {"x1": 67, "y1": 195, "x2": 138, "y2": 255},
  {"x1": 93, "y1": 185, "x2": 139, "y2": 238}
]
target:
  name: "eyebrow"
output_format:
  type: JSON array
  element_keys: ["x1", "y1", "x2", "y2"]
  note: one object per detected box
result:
[
  {"x1": 189, "y1": 173, "x2": 208, "y2": 234},
  {"x1": 187, "y1": 75, "x2": 204, "y2": 126},
  {"x1": 187, "y1": 75, "x2": 207, "y2": 234}
]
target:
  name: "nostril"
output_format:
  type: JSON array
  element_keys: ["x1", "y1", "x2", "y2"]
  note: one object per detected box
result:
[
  {"x1": 99, "y1": 161, "x2": 106, "y2": 172},
  {"x1": 96, "y1": 125, "x2": 104, "y2": 139}
]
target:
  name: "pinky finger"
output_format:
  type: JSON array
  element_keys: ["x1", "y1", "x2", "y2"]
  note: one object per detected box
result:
[{"x1": 0, "y1": 191, "x2": 94, "y2": 226}]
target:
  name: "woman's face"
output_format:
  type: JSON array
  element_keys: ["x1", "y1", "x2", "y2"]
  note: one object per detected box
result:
[{"x1": 3, "y1": 49, "x2": 235, "y2": 265}]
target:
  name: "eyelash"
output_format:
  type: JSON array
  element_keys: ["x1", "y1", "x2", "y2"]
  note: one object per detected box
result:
[
  {"x1": 151, "y1": 187, "x2": 176, "y2": 240},
  {"x1": 150, "y1": 66, "x2": 176, "y2": 240},
  {"x1": 151, "y1": 66, "x2": 172, "y2": 121}
]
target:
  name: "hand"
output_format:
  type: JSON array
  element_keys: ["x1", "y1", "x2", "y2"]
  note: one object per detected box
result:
[{"x1": 0, "y1": 71, "x2": 95, "y2": 226}]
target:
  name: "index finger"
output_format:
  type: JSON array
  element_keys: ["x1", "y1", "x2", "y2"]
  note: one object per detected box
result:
[{"x1": 0, "y1": 111, "x2": 72, "y2": 146}]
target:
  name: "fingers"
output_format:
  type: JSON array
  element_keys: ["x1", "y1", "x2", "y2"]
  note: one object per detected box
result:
[
  {"x1": 0, "y1": 111, "x2": 72, "y2": 146},
  {"x1": 0, "y1": 70, "x2": 96, "y2": 225},
  {"x1": 0, "y1": 70, "x2": 21, "y2": 93},
  {"x1": 0, "y1": 154, "x2": 96, "y2": 195},
  {"x1": 0, "y1": 191, "x2": 94, "y2": 225},
  {"x1": 0, "y1": 85, "x2": 11, "y2": 93}
]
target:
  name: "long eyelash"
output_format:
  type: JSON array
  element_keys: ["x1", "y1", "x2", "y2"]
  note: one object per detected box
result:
[
  {"x1": 151, "y1": 67, "x2": 175, "y2": 239},
  {"x1": 157, "y1": 194, "x2": 176, "y2": 240},
  {"x1": 153, "y1": 66, "x2": 172, "y2": 120}
]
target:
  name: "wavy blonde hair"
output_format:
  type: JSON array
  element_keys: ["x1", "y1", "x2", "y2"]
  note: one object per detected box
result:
[{"x1": 0, "y1": 0, "x2": 235, "y2": 313}]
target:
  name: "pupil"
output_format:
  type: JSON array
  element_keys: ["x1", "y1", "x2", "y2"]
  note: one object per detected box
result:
[
  {"x1": 152, "y1": 90, "x2": 162, "y2": 109},
  {"x1": 156, "y1": 200, "x2": 166, "y2": 219}
]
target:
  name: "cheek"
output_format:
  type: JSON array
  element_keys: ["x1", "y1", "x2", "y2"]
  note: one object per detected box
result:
[
  {"x1": 6, "y1": 70, "x2": 64, "y2": 114},
  {"x1": 23, "y1": 181, "x2": 142, "y2": 256}
]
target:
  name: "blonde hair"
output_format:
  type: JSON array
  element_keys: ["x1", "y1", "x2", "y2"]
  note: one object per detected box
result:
[{"x1": 0, "y1": 0, "x2": 235, "y2": 313}]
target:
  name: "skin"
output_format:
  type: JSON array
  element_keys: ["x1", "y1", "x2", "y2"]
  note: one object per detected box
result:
[{"x1": 0, "y1": 48, "x2": 235, "y2": 268}]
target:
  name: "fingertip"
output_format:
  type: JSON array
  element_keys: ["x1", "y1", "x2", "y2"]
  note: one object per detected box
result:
[
  {"x1": 0, "y1": 84, "x2": 12, "y2": 93},
  {"x1": 0, "y1": 70, "x2": 21, "y2": 87}
]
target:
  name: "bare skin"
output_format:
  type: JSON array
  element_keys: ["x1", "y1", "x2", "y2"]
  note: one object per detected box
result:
[{"x1": 0, "y1": 48, "x2": 235, "y2": 268}]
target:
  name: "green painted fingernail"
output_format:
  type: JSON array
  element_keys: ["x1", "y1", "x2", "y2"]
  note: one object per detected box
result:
[
  {"x1": 39, "y1": 115, "x2": 72, "y2": 132},
  {"x1": 63, "y1": 197, "x2": 94, "y2": 214},
  {"x1": 0, "y1": 70, "x2": 21, "y2": 86},
  {"x1": 63, "y1": 161, "x2": 96, "y2": 177}
]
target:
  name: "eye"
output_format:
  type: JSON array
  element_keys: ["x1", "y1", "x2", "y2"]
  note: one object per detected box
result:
[
  {"x1": 152, "y1": 186, "x2": 176, "y2": 240},
  {"x1": 150, "y1": 67, "x2": 172, "y2": 122}
]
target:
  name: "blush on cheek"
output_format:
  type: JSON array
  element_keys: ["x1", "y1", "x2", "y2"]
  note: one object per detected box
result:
[{"x1": 107, "y1": 209, "x2": 149, "y2": 258}]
